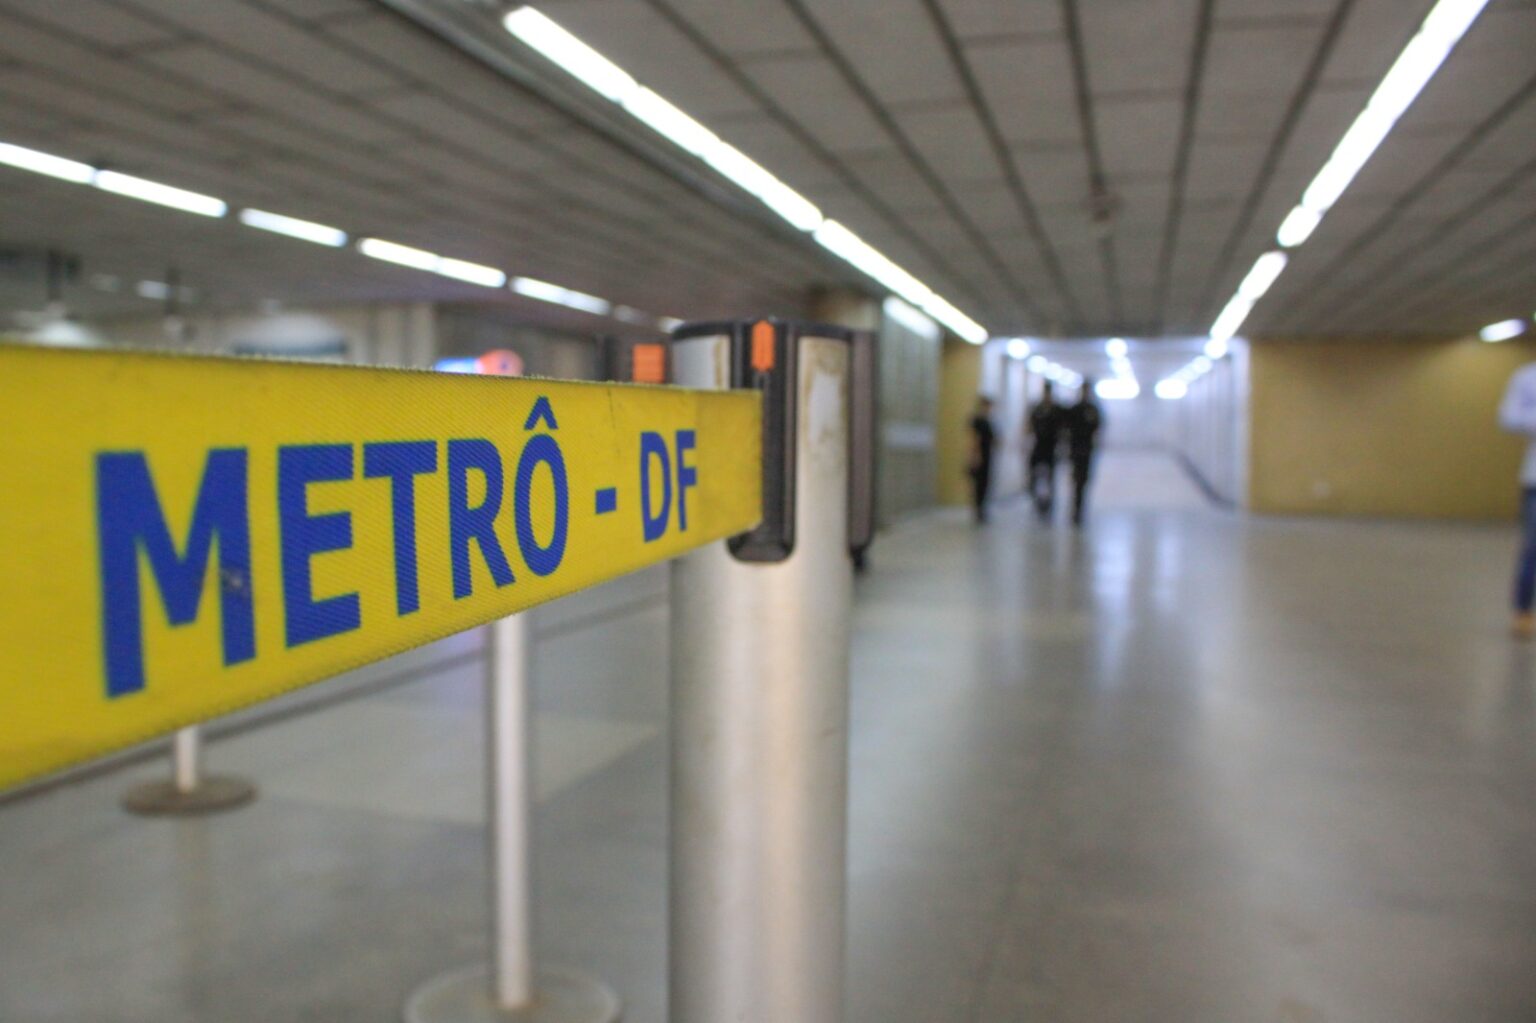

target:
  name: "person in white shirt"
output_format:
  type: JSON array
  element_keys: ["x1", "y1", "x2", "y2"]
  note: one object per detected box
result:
[{"x1": 1498, "y1": 361, "x2": 1536, "y2": 636}]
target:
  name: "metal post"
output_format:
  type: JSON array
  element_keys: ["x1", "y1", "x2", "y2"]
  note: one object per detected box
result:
[
  {"x1": 669, "y1": 327, "x2": 855, "y2": 1023},
  {"x1": 123, "y1": 723, "x2": 256, "y2": 816},
  {"x1": 489, "y1": 614, "x2": 535, "y2": 1009},
  {"x1": 404, "y1": 615, "x2": 620, "y2": 1023}
]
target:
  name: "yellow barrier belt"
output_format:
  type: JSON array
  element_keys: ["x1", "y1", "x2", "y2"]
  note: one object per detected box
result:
[{"x1": 0, "y1": 345, "x2": 760, "y2": 789}]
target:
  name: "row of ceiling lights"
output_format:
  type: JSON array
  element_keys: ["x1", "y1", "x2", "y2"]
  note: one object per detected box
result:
[
  {"x1": 995, "y1": 334, "x2": 1234, "y2": 403},
  {"x1": 1027, "y1": 0, "x2": 1511, "y2": 404},
  {"x1": 501, "y1": 6, "x2": 986, "y2": 344},
  {"x1": 510, "y1": 1, "x2": 1516, "y2": 354},
  {"x1": 0, "y1": 139, "x2": 676, "y2": 327},
  {"x1": 1205, "y1": 0, "x2": 1500, "y2": 347},
  {"x1": 2, "y1": 0, "x2": 1520, "y2": 352}
]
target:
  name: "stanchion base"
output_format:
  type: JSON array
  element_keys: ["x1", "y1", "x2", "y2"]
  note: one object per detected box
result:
[
  {"x1": 121, "y1": 776, "x2": 257, "y2": 816},
  {"x1": 404, "y1": 966, "x2": 621, "y2": 1023}
]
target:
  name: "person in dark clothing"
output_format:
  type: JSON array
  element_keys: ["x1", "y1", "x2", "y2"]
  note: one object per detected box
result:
[
  {"x1": 1065, "y1": 379, "x2": 1103, "y2": 526},
  {"x1": 967, "y1": 396, "x2": 996, "y2": 523},
  {"x1": 1027, "y1": 382, "x2": 1063, "y2": 521}
]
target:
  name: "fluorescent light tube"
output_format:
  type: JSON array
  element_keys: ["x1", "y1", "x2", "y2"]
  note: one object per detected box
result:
[
  {"x1": 1300, "y1": 0, "x2": 1488, "y2": 216},
  {"x1": 358, "y1": 237, "x2": 439, "y2": 271},
  {"x1": 503, "y1": 7, "x2": 637, "y2": 102},
  {"x1": 1155, "y1": 379, "x2": 1188, "y2": 400},
  {"x1": 883, "y1": 296, "x2": 940, "y2": 342},
  {"x1": 501, "y1": 9, "x2": 992, "y2": 340},
  {"x1": 1276, "y1": 205, "x2": 1321, "y2": 248},
  {"x1": 1106, "y1": 337, "x2": 1128, "y2": 358},
  {"x1": 94, "y1": 170, "x2": 226, "y2": 217},
  {"x1": 0, "y1": 141, "x2": 94, "y2": 183},
  {"x1": 437, "y1": 257, "x2": 507, "y2": 288},
  {"x1": 1203, "y1": 337, "x2": 1229, "y2": 360},
  {"x1": 1480, "y1": 319, "x2": 1526, "y2": 342},
  {"x1": 921, "y1": 293, "x2": 988, "y2": 344},
  {"x1": 503, "y1": 8, "x2": 991, "y2": 339},
  {"x1": 136, "y1": 280, "x2": 170, "y2": 300},
  {"x1": 1005, "y1": 337, "x2": 1031, "y2": 360},
  {"x1": 624, "y1": 87, "x2": 718, "y2": 156},
  {"x1": 239, "y1": 208, "x2": 347, "y2": 247},
  {"x1": 702, "y1": 141, "x2": 823, "y2": 231},
  {"x1": 1027, "y1": 355, "x2": 1047, "y2": 372},
  {"x1": 814, "y1": 220, "x2": 930, "y2": 305},
  {"x1": 511, "y1": 276, "x2": 611, "y2": 316},
  {"x1": 1208, "y1": 295, "x2": 1252, "y2": 345},
  {"x1": 1237, "y1": 251, "x2": 1289, "y2": 302}
]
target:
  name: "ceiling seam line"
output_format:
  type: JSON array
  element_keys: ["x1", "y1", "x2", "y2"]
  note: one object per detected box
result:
[
  {"x1": 1285, "y1": 154, "x2": 1536, "y2": 332},
  {"x1": 636, "y1": 0, "x2": 998, "y2": 314},
  {"x1": 1151, "y1": 0, "x2": 1216, "y2": 334},
  {"x1": 777, "y1": 0, "x2": 1044, "y2": 321},
  {"x1": 916, "y1": 0, "x2": 1084, "y2": 330},
  {"x1": 1275, "y1": 70, "x2": 1536, "y2": 326},
  {"x1": 1058, "y1": 0, "x2": 1122, "y2": 330},
  {"x1": 1373, "y1": 216, "x2": 1536, "y2": 325},
  {"x1": 1191, "y1": 0, "x2": 1367, "y2": 327},
  {"x1": 311, "y1": 0, "x2": 833, "y2": 288}
]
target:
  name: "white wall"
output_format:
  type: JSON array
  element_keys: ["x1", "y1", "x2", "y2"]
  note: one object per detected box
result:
[{"x1": 1166, "y1": 342, "x2": 1249, "y2": 505}]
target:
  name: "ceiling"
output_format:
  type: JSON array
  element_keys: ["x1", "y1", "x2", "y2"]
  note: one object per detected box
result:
[{"x1": 0, "y1": 0, "x2": 1532, "y2": 339}]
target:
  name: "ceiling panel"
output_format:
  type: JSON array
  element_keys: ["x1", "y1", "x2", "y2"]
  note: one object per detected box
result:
[
  {"x1": 804, "y1": 0, "x2": 966, "y2": 106},
  {"x1": 942, "y1": 0, "x2": 1062, "y2": 39},
  {"x1": 1079, "y1": 0, "x2": 1201, "y2": 96},
  {"x1": 966, "y1": 37, "x2": 1081, "y2": 145}
]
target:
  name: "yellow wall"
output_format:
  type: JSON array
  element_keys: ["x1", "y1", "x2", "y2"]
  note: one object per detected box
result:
[
  {"x1": 935, "y1": 337, "x2": 983, "y2": 506},
  {"x1": 1249, "y1": 336, "x2": 1536, "y2": 520}
]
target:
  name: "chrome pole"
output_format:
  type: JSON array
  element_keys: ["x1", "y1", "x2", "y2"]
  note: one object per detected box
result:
[
  {"x1": 488, "y1": 613, "x2": 535, "y2": 1009},
  {"x1": 669, "y1": 328, "x2": 854, "y2": 1023}
]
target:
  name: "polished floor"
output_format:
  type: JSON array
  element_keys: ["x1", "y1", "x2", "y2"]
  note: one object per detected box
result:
[{"x1": 3, "y1": 452, "x2": 1535, "y2": 1022}]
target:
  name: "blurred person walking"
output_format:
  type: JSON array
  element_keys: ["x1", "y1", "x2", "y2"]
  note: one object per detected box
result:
[
  {"x1": 1499, "y1": 361, "x2": 1536, "y2": 636},
  {"x1": 1027, "y1": 381, "x2": 1064, "y2": 521},
  {"x1": 968, "y1": 395, "x2": 997, "y2": 523},
  {"x1": 1065, "y1": 379, "x2": 1103, "y2": 527}
]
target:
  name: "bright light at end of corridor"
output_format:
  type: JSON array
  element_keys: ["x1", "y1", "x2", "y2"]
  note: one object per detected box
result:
[
  {"x1": 1154, "y1": 379, "x2": 1188, "y2": 401},
  {"x1": 1480, "y1": 319, "x2": 1527, "y2": 343},
  {"x1": 1096, "y1": 378, "x2": 1140, "y2": 401},
  {"x1": 1106, "y1": 337, "x2": 1128, "y2": 358},
  {"x1": 1006, "y1": 337, "x2": 1031, "y2": 359}
]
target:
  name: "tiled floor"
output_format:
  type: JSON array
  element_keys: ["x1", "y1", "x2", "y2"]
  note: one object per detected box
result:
[{"x1": 4, "y1": 452, "x2": 1535, "y2": 1022}]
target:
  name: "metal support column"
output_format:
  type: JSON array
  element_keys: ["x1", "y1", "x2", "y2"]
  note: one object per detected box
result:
[
  {"x1": 669, "y1": 322, "x2": 857, "y2": 1023},
  {"x1": 404, "y1": 615, "x2": 621, "y2": 1023},
  {"x1": 122, "y1": 724, "x2": 257, "y2": 816}
]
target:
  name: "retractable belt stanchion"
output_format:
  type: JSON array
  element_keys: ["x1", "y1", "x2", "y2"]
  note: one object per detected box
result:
[
  {"x1": 669, "y1": 320, "x2": 875, "y2": 1023},
  {"x1": 405, "y1": 614, "x2": 619, "y2": 1023},
  {"x1": 122, "y1": 724, "x2": 256, "y2": 816}
]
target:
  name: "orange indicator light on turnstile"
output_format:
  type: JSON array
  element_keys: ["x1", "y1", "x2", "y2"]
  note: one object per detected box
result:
[
  {"x1": 631, "y1": 342, "x2": 666, "y2": 384},
  {"x1": 750, "y1": 320, "x2": 775, "y2": 372}
]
